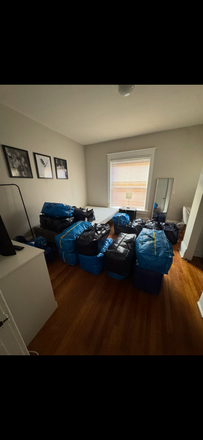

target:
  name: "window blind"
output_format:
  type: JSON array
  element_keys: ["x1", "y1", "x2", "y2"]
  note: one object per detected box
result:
[{"x1": 110, "y1": 158, "x2": 150, "y2": 209}]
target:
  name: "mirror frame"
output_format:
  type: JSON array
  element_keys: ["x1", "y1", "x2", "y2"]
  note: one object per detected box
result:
[{"x1": 152, "y1": 178, "x2": 174, "y2": 221}]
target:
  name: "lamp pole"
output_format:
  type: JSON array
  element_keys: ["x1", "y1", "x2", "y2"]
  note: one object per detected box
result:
[{"x1": 0, "y1": 183, "x2": 35, "y2": 239}]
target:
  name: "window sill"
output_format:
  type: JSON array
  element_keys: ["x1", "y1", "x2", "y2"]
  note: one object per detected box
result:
[{"x1": 110, "y1": 206, "x2": 150, "y2": 218}]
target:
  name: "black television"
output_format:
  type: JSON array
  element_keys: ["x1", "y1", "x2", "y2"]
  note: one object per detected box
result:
[{"x1": 0, "y1": 215, "x2": 16, "y2": 256}]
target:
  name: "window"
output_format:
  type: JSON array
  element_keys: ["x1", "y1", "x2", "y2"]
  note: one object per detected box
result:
[{"x1": 107, "y1": 148, "x2": 156, "y2": 212}]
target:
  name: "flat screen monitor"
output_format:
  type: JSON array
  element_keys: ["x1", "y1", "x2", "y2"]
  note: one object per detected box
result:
[{"x1": 0, "y1": 215, "x2": 16, "y2": 256}]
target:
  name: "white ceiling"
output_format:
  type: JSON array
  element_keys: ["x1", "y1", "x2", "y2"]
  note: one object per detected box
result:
[{"x1": 0, "y1": 84, "x2": 203, "y2": 145}]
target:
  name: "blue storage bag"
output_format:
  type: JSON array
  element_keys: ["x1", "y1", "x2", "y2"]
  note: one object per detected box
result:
[
  {"x1": 105, "y1": 270, "x2": 126, "y2": 280},
  {"x1": 26, "y1": 236, "x2": 47, "y2": 249},
  {"x1": 135, "y1": 228, "x2": 174, "y2": 275},
  {"x1": 55, "y1": 221, "x2": 92, "y2": 253},
  {"x1": 78, "y1": 238, "x2": 113, "y2": 275},
  {"x1": 41, "y1": 202, "x2": 74, "y2": 218},
  {"x1": 112, "y1": 213, "x2": 130, "y2": 226},
  {"x1": 58, "y1": 249, "x2": 79, "y2": 266}
]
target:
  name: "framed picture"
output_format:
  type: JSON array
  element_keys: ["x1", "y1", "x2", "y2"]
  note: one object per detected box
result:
[
  {"x1": 2, "y1": 144, "x2": 33, "y2": 178},
  {"x1": 33, "y1": 152, "x2": 53, "y2": 179},
  {"x1": 54, "y1": 157, "x2": 68, "y2": 179}
]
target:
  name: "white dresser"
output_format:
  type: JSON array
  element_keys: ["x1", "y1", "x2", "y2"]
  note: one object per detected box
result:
[{"x1": 0, "y1": 241, "x2": 58, "y2": 346}]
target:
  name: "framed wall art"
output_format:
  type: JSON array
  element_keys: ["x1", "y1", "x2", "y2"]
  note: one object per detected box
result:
[
  {"x1": 54, "y1": 157, "x2": 68, "y2": 179},
  {"x1": 2, "y1": 144, "x2": 33, "y2": 178},
  {"x1": 33, "y1": 152, "x2": 53, "y2": 179}
]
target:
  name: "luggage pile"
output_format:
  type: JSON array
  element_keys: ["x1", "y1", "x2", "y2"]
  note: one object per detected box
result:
[
  {"x1": 36, "y1": 202, "x2": 178, "y2": 294},
  {"x1": 39, "y1": 202, "x2": 95, "y2": 234},
  {"x1": 77, "y1": 223, "x2": 112, "y2": 274},
  {"x1": 113, "y1": 216, "x2": 179, "y2": 245},
  {"x1": 55, "y1": 221, "x2": 92, "y2": 266},
  {"x1": 133, "y1": 228, "x2": 174, "y2": 294}
]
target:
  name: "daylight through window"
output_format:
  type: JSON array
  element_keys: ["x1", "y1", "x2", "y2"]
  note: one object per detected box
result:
[{"x1": 110, "y1": 158, "x2": 150, "y2": 209}]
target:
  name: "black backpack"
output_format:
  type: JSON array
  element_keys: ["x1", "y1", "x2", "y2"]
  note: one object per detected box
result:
[
  {"x1": 72, "y1": 206, "x2": 95, "y2": 222},
  {"x1": 114, "y1": 219, "x2": 143, "y2": 236},
  {"x1": 76, "y1": 223, "x2": 110, "y2": 256},
  {"x1": 145, "y1": 220, "x2": 163, "y2": 230},
  {"x1": 40, "y1": 214, "x2": 75, "y2": 233}
]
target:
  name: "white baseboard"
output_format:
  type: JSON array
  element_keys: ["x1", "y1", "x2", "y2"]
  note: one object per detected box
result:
[
  {"x1": 179, "y1": 240, "x2": 187, "y2": 259},
  {"x1": 197, "y1": 292, "x2": 203, "y2": 318}
]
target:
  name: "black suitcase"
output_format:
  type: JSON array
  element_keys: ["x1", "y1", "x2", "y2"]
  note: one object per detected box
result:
[
  {"x1": 133, "y1": 261, "x2": 163, "y2": 295},
  {"x1": 72, "y1": 206, "x2": 95, "y2": 222},
  {"x1": 158, "y1": 212, "x2": 167, "y2": 223},
  {"x1": 152, "y1": 212, "x2": 159, "y2": 221},
  {"x1": 40, "y1": 214, "x2": 75, "y2": 233},
  {"x1": 104, "y1": 233, "x2": 136, "y2": 277},
  {"x1": 76, "y1": 223, "x2": 110, "y2": 256},
  {"x1": 114, "y1": 219, "x2": 143, "y2": 236},
  {"x1": 161, "y1": 223, "x2": 179, "y2": 244}
]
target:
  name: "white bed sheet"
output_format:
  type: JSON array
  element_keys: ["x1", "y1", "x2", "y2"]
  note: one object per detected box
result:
[{"x1": 85, "y1": 206, "x2": 119, "y2": 225}]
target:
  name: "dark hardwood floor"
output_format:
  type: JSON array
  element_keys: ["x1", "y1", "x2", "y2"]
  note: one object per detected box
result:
[{"x1": 28, "y1": 225, "x2": 203, "y2": 355}]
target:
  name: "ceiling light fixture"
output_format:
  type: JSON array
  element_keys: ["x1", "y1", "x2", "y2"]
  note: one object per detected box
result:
[{"x1": 118, "y1": 85, "x2": 135, "y2": 97}]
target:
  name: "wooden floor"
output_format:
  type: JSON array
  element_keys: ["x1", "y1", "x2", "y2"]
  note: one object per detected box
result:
[{"x1": 28, "y1": 226, "x2": 203, "y2": 355}]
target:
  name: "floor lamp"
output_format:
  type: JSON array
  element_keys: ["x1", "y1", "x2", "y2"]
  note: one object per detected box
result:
[{"x1": 0, "y1": 183, "x2": 35, "y2": 239}]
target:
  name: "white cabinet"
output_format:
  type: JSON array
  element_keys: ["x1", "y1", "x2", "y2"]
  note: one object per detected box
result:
[{"x1": 0, "y1": 241, "x2": 58, "y2": 346}]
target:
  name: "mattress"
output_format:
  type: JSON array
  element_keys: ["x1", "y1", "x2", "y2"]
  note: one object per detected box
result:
[
  {"x1": 85, "y1": 206, "x2": 119, "y2": 225},
  {"x1": 183, "y1": 206, "x2": 191, "y2": 224}
]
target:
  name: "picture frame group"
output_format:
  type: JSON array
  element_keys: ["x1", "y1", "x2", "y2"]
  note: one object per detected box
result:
[{"x1": 2, "y1": 145, "x2": 68, "y2": 180}]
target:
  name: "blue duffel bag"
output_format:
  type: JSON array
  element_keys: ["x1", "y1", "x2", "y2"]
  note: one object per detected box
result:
[
  {"x1": 55, "y1": 221, "x2": 92, "y2": 253},
  {"x1": 135, "y1": 228, "x2": 174, "y2": 275},
  {"x1": 26, "y1": 236, "x2": 47, "y2": 249},
  {"x1": 58, "y1": 249, "x2": 79, "y2": 266},
  {"x1": 78, "y1": 238, "x2": 113, "y2": 275},
  {"x1": 41, "y1": 202, "x2": 74, "y2": 218},
  {"x1": 112, "y1": 213, "x2": 130, "y2": 226}
]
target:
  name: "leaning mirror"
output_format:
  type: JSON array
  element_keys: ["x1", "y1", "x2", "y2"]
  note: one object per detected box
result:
[{"x1": 152, "y1": 178, "x2": 174, "y2": 222}]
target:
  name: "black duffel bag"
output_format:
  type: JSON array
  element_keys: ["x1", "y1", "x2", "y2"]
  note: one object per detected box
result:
[
  {"x1": 76, "y1": 223, "x2": 110, "y2": 256},
  {"x1": 114, "y1": 219, "x2": 143, "y2": 237},
  {"x1": 104, "y1": 233, "x2": 136, "y2": 277},
  {"x1": 72, "y1": 206, "x2": 95, "y2": 222},
  {"x1": 161, "y1": 222, "x2": 179, "y2": 244},
  {"x1": 145, "y1": 220, "x2": 163, "y2": 230},
  {"x1": 40, "y1": 214, "x2": 75, "y2": 233}
]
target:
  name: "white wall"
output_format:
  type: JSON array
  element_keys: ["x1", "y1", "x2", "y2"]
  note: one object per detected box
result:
[
  {"x1": 85, "y1": 125, "x2": 203, "y2": 221},
  {"x1": 180, "y1": 165, "x2": 203, "y2": 260},
  {"x1": 0, "y1": 104, "x2": 87, "y2": 238}
]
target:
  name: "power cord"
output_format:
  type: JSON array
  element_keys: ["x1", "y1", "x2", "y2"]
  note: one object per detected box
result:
[{"x1": 29, "y1": 350, "x2": 39, "y2": 356}]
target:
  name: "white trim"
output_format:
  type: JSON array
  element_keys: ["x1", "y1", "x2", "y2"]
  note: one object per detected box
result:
[
  {"x1": 179, "y1": 240, "x2": 187, "y2": 259},
  {"x1": 107, "y1": 147, "x2": 156, "y2": 210},
  {"x1": 197, "y1": 292, "x2": 203, "y2": 318}
]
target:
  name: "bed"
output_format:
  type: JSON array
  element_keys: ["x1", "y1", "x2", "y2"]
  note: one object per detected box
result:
[
  {"x1": 34, "y1": 206, "x2": 119, "y2": 244},
  {"x1": 85, "y1": 206, "x2": 119, "y2": 225}
]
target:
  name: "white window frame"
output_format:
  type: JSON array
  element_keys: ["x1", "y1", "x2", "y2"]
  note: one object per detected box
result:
[{"x1": 107, "y1": 147, "x2": 156, "y2": 214}]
